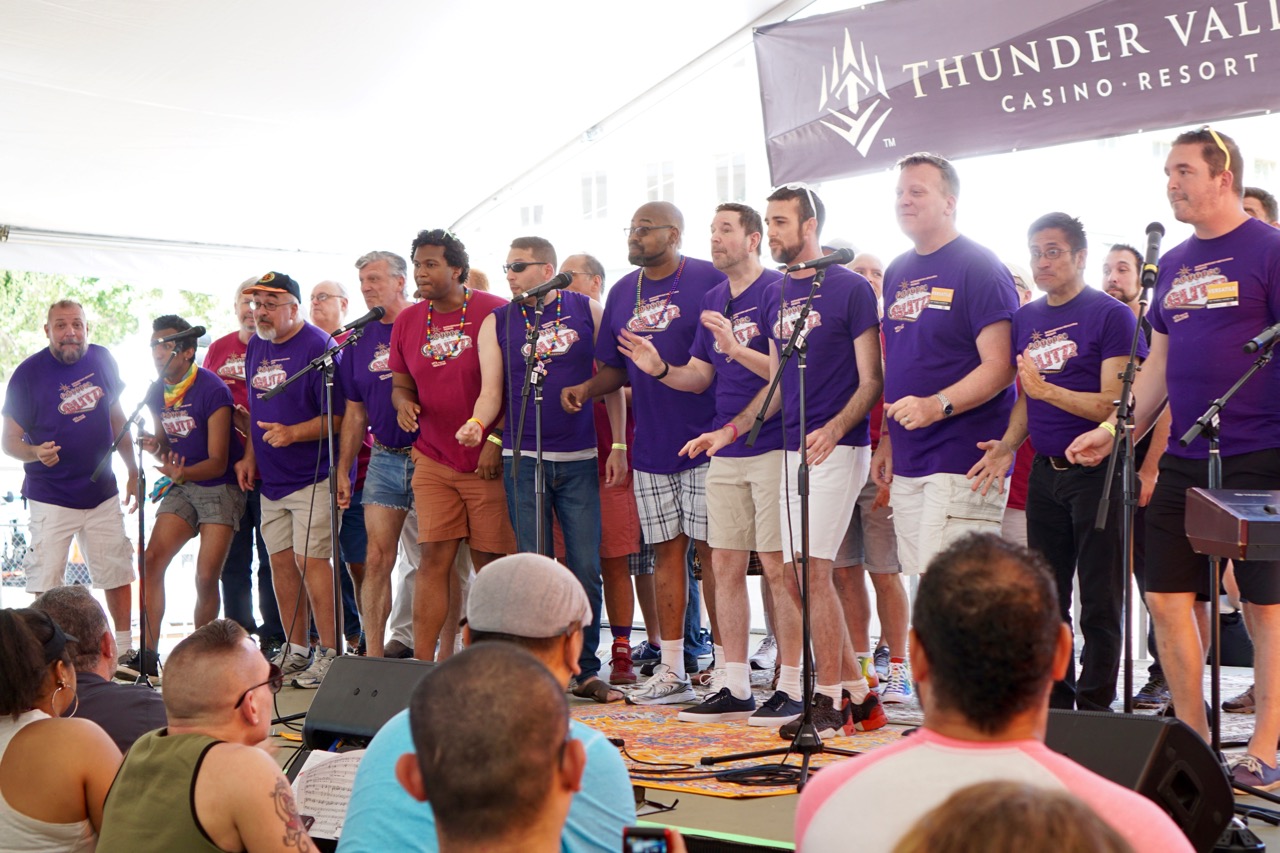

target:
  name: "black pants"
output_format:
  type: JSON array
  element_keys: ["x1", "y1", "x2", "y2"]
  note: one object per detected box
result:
[
  {"x1": 221, "y1": 488, "x2": 284, "y2": 640},
  {"x1": 1027, "y1": 456, "x2": 1124, "y2": 712}
]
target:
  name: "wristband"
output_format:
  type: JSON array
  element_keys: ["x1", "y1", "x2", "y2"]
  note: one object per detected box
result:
[
  {"x1": 725, "y1": 423, "x2": 739, "y2": 442},
  {"x1": 1098, "y1": 421, "x2": 1117, "y2": 436},
  {"x1": 486, "y1": 434, "x2": 503, "y2": 447},
  {"x1": 655, "y1": 361, "x2": 670, "y2": 381},
  {"x1": 611, "y1": 442, "x2": 627, "y2": 451},
  {"x1": 466, "y1": 416, "x2": 485, "y2": 430}
]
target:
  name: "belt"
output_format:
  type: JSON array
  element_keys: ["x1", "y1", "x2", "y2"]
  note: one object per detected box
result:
[
  {"x1": 373, "y1": 440, "x2": 413, "y2": 457},
  {"x1": 1046, "y1": 455, "x2": 1081, "y2": 471}
]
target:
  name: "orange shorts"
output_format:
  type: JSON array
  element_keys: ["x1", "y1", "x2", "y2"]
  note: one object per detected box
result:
[
  {"x1": 411, "y1": 450, "x2": 516, "y2": 554},
  {"x1": 553, "y1": 473, "x2": 641, "y2": 560}
]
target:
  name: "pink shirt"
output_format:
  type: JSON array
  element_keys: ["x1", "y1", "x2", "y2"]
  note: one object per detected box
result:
[{"x1": 795, "y1": 727, "x2": 1191, "y2": 853}]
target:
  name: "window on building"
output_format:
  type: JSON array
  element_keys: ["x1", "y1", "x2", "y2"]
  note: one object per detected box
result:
[
  {"x1": 581, "y1": 172, "x2": 607, "y2": 219},
  {"x1": 646, "y1": 161, "x2": 675, "y2": 202},
  {"x1": 521, "y1": 205, "x2": 543, "y2": 227},
  {"x1": 716, "y1": 153, "x2": 747, "y2": 202}
]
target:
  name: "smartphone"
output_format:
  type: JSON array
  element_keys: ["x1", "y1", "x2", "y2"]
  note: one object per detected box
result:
[{"x1": 622, "y1": 825, "x2": 672, "y2": 853}]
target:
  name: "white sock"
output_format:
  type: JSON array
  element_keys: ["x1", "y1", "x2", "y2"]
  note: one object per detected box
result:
[
  {"x1": 843, "y1": 677, "x2": 870, "y2": 703},
  {"x1": 725, "y1": 662, "x2": 751, "y2": 699},
  {"x1": 855, "y1": 649, "x2": 871, "y2": 661},
  {"x1": 661, "y1": 638, "x2": 686, "y2": 679},
  {"x1": 115, "y1": 630, "x2": 132, "y2": 651},
  {"x1": 289, "y1": 642, "x2": 310, "y2": 657},
  {"x1": 713, "y1": 643, "x2": 725, "y2": 666},
  {"x1": 817, "y1": 682, "x2": 843, "y2": 704},
  {"x1": 778, "y1": 665, "x2": 803, "y2": 699}
]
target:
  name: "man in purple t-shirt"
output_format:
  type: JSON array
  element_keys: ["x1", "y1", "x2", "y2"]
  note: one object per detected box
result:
[
  {"x1": 235, "y1": 271, "x2": 344, "y2": 690},
  {"x1": 562, "y1": 202, "x2": 724, "y2": 704},
  {"x1": 2, "y1": 299, "x2": 137, "y2": 664},
  {"x1": 1068, "y1": 128, "x2": 1280, "y2": 790},
  {"x1": 969, "y1": 213, "x2": 1143, "y2": 712}
]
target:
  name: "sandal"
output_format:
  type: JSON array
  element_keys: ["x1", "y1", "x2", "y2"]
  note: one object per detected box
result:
[{"x1": 569, "y1": 675, "x2": 624, "y2": 704}]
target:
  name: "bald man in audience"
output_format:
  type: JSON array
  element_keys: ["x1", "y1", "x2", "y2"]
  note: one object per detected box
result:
[{"x1": 97, "y1": 619, "x2": 313, "y2": 853}]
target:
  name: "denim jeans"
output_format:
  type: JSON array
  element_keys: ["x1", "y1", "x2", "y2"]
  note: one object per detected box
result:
[
  {"x1": 504, "y1": 456, "x2": 604, "y2": 678},
  {"x1": 222, "y1": 488, "x2": 284, "y2": 639}
]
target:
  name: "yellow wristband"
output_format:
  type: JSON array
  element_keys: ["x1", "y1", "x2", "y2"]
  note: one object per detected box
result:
[
  {"x1": 1098, "y1": 421, "x2": 1117, "y2": 436},
  {"x1": 611, "y1": 442, "x2": 627, "y2": 451},
  {"x1": 467, "y1": 417, "x2": 485, "y2": 430},
  {"x1": 486, "y1": 434, "x2": 503, "y2": 447}
]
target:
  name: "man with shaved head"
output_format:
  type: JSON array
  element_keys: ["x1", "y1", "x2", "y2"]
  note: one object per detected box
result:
[
  {"x1": 97, "y1": 619, "x2": 315, "y2": 853},
  {"x1": 563, "y1": 201, "x2": 727, "y2": 704}
]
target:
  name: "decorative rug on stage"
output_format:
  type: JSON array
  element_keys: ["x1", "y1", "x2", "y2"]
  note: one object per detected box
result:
[{"x1": 570, "y1": 701, "x2": 906, "y2": 798}]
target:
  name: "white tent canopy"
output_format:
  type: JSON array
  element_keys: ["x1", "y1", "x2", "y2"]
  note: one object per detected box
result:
[{"x1": 0, "y1": 0, "x2": 806, "y2": 289}]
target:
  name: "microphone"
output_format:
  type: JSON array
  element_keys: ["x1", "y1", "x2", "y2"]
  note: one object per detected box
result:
[
  {"x1": 785, "y1": 247, "x2": 855, "y2": 273},
  {"x1": 334, "y1": 306, "x2": 386, "y2": 336},
  {"x1": 153, "y1": 326, "x2": 205, "y2": 344},
  {"x1": 1141, "y1": 222, "x2": 1165, "y2": 289},
  {"x1": 1244, "y1": 321, "x2": 1280, "y2": 354},
  {"x1": 512, "y1": 271, "x2": 574, "y2": 303}
]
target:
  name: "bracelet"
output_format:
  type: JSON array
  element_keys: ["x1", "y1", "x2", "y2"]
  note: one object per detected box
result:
[
  {"x1": 654, "y1": 361, "x2": 670, "y2": 381},
  {"x1": 486, "y1": 434, "x2": 503, "y2": 447},
  {"x1": 725, "y1": 423, "x2": 739, "y2": 442},
  {"x1": 466, "y1": 416, "x2": 485, "y2": 430},
  {"x1": 611, "y1": 442, "x2": 627, "y2": 451},
  {"x1": 1098, "y1": 421, "x2": 1117, "y2": 436}
]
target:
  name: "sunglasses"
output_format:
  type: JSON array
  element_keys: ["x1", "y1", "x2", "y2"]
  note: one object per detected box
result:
[
  {"x1": 1201, "y1": 125, "x2": 1231, "y2": 174},
  {"x1": 778, "y1": 181, "x2": 820, "y2": 224},
  {"x1": 502, "y1": 260, "x2": 549, "y2": 274},
  {"x1": 234, "y1": 662, "x2": 284, "y2": 709}
]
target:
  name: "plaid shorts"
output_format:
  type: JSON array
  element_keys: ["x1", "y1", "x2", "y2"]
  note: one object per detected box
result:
[
  {"x1": 632, "y1": 465, "x2": 708, "y2": 545},
  {"x1": 628, "y1": 543, "x2": 656, "y2": 576}
]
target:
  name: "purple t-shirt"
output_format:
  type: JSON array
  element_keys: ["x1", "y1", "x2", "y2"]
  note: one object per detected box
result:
[
  {"x1": 883, "y1": 235, "x2": 1018, "y2": 477},
  {"x1": 494, "y1": 290, "x2": 597, "y2": 453},
  {"x1": 691, "y1": 270, "x2": 785, "y2": 457},
  {"x1": 1149, "y1": 216, "x2": 1280, "y2": 459},
  {"x1": 145, "y1": 367, "x2": 243, "y2": 488},
  {"x1": 596, "y1": 256, "x2": 725, "y2": 474},
  {"x1": 337, "y1": 319, "x2": 417, "y2": 450},
  {"x1": 3, "y1": 344, "x2": 124, "y2": 509},
  {"x1": 246, "y1": 322, "x2": 345, "y2": 500},
  {"x1": 1014, "y1": 287, "x2": 1145, "y2": 458},
  {"x1": 764, "y1": 264, "x2": 880, "y2": 451}
]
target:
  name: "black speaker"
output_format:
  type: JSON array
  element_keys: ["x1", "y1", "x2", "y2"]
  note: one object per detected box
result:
[
  {"x1": 1045, "y1": 710, "x2": 1233, "y2": 852},
  {"x1": 302, "y1": 656, "x2": 433, "y2": 750}
]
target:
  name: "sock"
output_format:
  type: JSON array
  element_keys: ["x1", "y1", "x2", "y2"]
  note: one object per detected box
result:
[
  {"x1": 289, "y1": 642, "x2": 310, "y2": 657},
  {"x1": 661, "y1": 638, "x2": 686, "y2": 679},
  {"x1": 713, "y1": 643, "x2": 725, "y2": 667},
  {"x1": 115, "y1": 630, "x2": 132, "y2": 651},
  {"x1": 843, "y1": 677, "x2": 871, "y2": 703},
  {"x1": 817, "y1": 682, "x2": 843, "y2": 704},
  {"x1": 778, "y1": 665, "x2": 803, "y2": 699},
  {"x1": 725, "y1": 662, "x2": 751, "y2": 699},
  {"x1": 611, "y1": 626, "x2": 631, "y2": 641},
  {"x1": 891, "y1": 656, "x2": 907, "y2": 665},
  {"x1": 855, "y1": 649, "x2": 871, "y2": 660}
]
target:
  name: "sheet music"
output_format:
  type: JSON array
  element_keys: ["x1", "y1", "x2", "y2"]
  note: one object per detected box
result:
[{"x1": 292, "y1": 749, "x2": 366, "y2": 840}]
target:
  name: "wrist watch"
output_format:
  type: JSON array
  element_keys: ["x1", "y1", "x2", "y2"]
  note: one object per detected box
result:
[{"x1": 935, "y1": 392, "x2": 954, "y2": 418}]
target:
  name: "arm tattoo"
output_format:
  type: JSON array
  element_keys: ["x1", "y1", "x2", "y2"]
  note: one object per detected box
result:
[{"x1": 270, "y1": 777, "x2": 313, "y2": 851}]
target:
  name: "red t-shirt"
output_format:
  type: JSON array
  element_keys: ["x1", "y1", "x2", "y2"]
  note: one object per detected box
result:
[{"x1": 203, "y1": 332, "x2": 250, "y2": 411}]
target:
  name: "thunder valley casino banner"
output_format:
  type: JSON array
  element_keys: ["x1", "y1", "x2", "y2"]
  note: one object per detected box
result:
[{"x1": 755, "y1": 0, "x2": 1280, "y2": 184}]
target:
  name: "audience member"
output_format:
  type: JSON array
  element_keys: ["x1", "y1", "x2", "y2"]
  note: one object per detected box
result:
[
  {"x1": 96, "y1": 619, "x2": 314, "y2": 853},
  {"x1": 1244, "y1": 186, "x2": 1279, "y2": 227},
  {"x1": 793, "y1": 533, "x2": 1190, "y2": 852},
  {"x1": 0, "y1": 607, "x2": 121, "y2": 852},
  {"x1": 32, "y1": 585, "x2": 166, "y2": 752}
]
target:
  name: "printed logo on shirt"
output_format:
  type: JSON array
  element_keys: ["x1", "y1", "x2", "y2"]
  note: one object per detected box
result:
[
  {"x1": 626, "y1": 295, "x2": 682, "y2": 333},
  {"x1": 887, "y1": 279, "x2": 933, "y2": 322},
  {"x1": 713, "y1": 316, "x2": 762, "y2": 355},
  {"x1": 1164, "y1": 263, "x2": 1238, "y2": 311},
  {"x1": 772, "y1": 301, "x2": 823, "y2": 345},
  {"x1": 521, "y1": 324, "x2": 582, "y2": 359},
  {"x1": 251, "y1": 359, "x2": 289, "y2": 393},
  {"x1": 368, "y1": 343, "x2": 392, "y2": 375},
  {"x1": 421, "y1": 328, "x2": 473, "y2": 363},
  {"x1": 162, "y1": 407, "x2": 197, "y2": 438},
  {"x1": 1025, "y1": 325, "x2": 1079, "y2": 374},
  {"x1": 217, "y1": 353, "x2": 246, "y2": 382},
  {"x1": 57, "y1": 378, "x2": 105, "y2": 416}
]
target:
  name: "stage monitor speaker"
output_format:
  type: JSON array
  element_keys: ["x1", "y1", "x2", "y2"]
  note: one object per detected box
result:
[
  {"x1": 302, "y1": 656, "x2": 433, "y2": 750},
  {"x1": 1045, "y1": 710, "x2": 1233, "y2": 852}
]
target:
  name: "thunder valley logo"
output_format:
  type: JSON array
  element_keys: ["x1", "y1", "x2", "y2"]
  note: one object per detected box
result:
[
  {"x1": 1024, "y1": 328, "x2": 1079, "y2": 374},
  {"x1": 521, "y1": 325, "x2": 581, "y2": 360},
  {"x1": 1163, "y1": 265, "x2": 1239, "y2": 311},
  {"x1": 422, "y1": 329, "x2": 472, "y2": 362},
  {"x1": 772, "y1": 303, "x2": 823, "y2": 344},
  {"x1": 627, "y1": 296, "x2": 682, "y2": 333},
  {"x1": 817, "y1": 29, "x2": 893, "y2": 158},
  {"x1": 217, "y1": 353, "x2": 246, "y2": 382},
  {"x1": 251, "y1": 361, "x2": 288, "y2": 392},
  {"x1": 162, "y1": 408, "x2": 198, "y2": 438},
  {"x1": 57, "y1": 379, "x2": 105, "y2": 416},
  {"x1": 713, "y1": 316, "x2": 762, "y2": 355}
]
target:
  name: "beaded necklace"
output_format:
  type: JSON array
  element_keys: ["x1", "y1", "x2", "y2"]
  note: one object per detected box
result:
[
  {"x1": 633, "y1": 256, "x2": 686, "y2": 329},
  {"x1": 522, "y1": 290, "x2": 563, "y2": 363},
  {"x1": 425, "y1": 285, "x2": 470, "y2": 365}
]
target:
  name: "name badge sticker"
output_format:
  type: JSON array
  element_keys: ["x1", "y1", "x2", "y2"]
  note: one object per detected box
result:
[
  {"x1": 1205, "y1": 280, "x2": 1239, "y2": 309},
  {"x1": 927, "y1": 287, "x2": 954, "y2": 311}
]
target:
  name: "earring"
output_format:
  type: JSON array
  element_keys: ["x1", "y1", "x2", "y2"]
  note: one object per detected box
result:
[{"x1": 51, "y1": 684, "x2": 65, "y2": 718}]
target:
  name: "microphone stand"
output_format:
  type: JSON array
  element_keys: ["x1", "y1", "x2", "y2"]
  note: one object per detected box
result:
[
  {"x1": 1180, "y1": 337, "x2": 1277, "y2": 757},
  {"x1": 700, "y1": 267, "x2": 856, "y2": 790},
  {"x1": 92, "y1": 349, "x2": 178, "y2": 687},
  {"x1": 1093, "y1": 284, "x2": 1153, "y2": 715},
  {"x1": 510, "y1": 296, "x2": 549, "y2": 553},
  {"x1": 262, "y1": 330, "x2": 366, "y2": 655}
]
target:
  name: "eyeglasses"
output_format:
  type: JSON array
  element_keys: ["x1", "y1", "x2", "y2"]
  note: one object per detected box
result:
[
  {"x1": 502, "y1": 260, "x2": 549, "y2": 274},
  {"x1": 234, "y1": 663, "x2": 284, "y2": 709},
  {"x1": 1201, "y1": 125, "x2": 1232, "y2": 174},
  {"x1": 623, "y1": 225, "x2": 675, "y2": 237},
  {"x1": 249, "y1": 299, "x2": 297, "y2": 312},
  {"x1": 779, "y1": 181, "x2": 820, "y2": 223},
  {"x1": 310, "y1": 292, "x2": 342, "y2": 303},
  {"x1": 1029, "y1": 247, "x2": 1074, "y2": 261}
]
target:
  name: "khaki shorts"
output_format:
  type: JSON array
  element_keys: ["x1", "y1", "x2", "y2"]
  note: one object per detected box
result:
[
  {"x1": 23, "y1": 497, "x2": 136, "y2": 592},
  {"x1": 411, "y1": 451, "x2": 516, "y2": 554},
  {"x1": 705, "y1": 451, "x2": 783, "y2": 552},
  {"x1": 261, "y1": 483, "x2": 334, "y2": 559}
]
